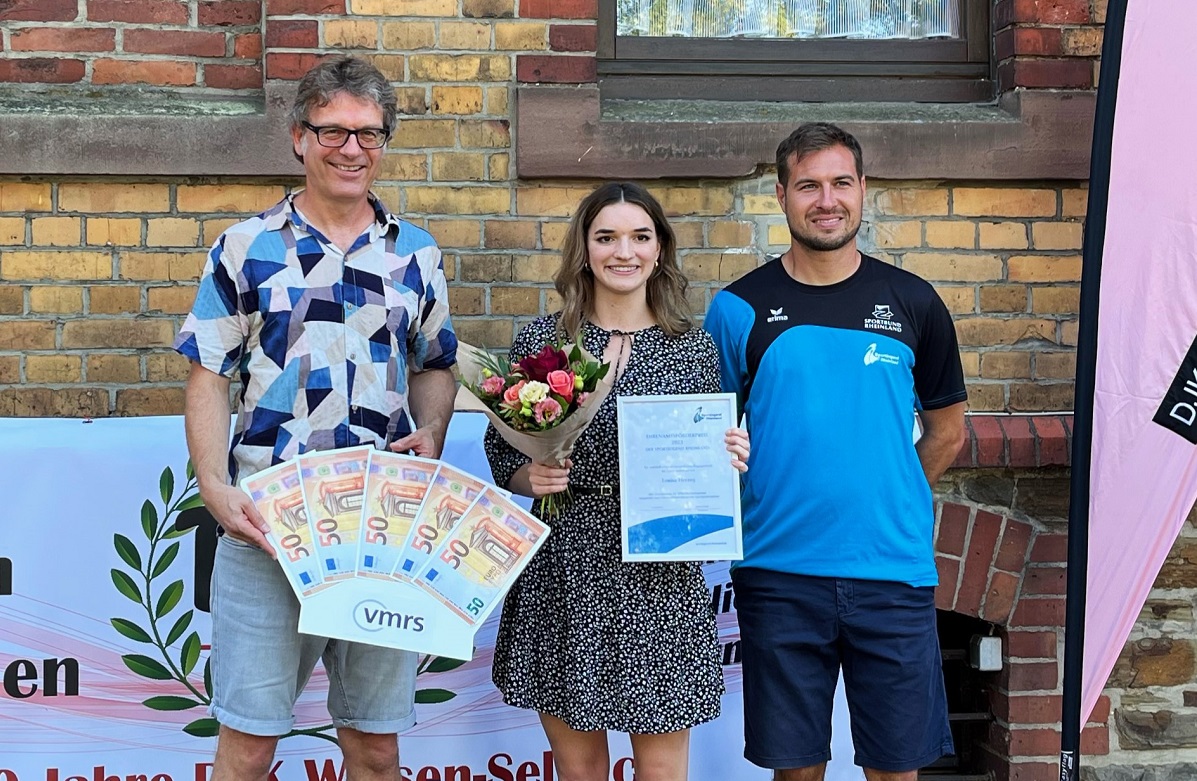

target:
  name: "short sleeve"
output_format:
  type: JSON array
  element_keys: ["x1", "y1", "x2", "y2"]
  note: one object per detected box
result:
[
  {"x1": 913, "y1": 291, "x2": 968, "y2": 410},
  {"x1": 408, "y1": 242, "x2": 458, "y2": 372},
  {"x1": 173, "y1": 235, "x2": 249, "y2": 378},
  {"x1": 703, "y1": 290, "x2": 753, "y2": 413}
]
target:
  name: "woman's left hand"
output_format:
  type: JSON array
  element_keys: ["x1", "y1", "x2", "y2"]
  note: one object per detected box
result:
[{"x1": 725, "y1": 427, "x2": 750, "y2": 473}]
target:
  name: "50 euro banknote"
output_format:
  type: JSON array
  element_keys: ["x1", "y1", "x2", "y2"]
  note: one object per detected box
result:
[
  {"x1": 239, "y1": 460, "x2": 326, "y2": 598},
  {"x1": 392, "y1": 463, "x2": 490, "y2": 582},
  {"x1": 297, "y1": 446, "x2": 372, "y2": 583},
  {"x1": 356, "y1": 451, "x2": 439, "y2": 580},
  {"x1": 414, "y1": 488, "x2": 550, "y2": 626}
]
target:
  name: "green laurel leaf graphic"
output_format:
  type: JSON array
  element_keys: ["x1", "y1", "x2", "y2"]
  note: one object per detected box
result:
[
  {"x1": 113, "y1": 534, "x2": 143, "y2": 571},
  {"x1": 414, "y1": 688, "x2": 456, "y2": 704},
  {"x1": 176, "y1": 493, "x2": 206, "y2": 513},
  {"x1": 152, "y1": 542, "x2": 180, "y2": 578},
  {"x1": 165, "y1": 610, "x2": 193, "y2": 646},
  {"x1": 181, "y1": 632, "x2": 201, "y2": 675},
  {"x1": 140, "y1": 500, "x2": 158, "y2": 540},
  {"x1": 122, "y1": 654, "x2": 173, "y2": 680},
  {"x1": 160, "y1": 467, "x2": 175, "y2": 506},
  {"x1": 112, "y1": 617, "x2": 153, "y2": 643},
  {"x1": 110, "y1": 569, "x2": 143, "y2": 603},
  {"x1": 203, "y1": 657, "x2": 213, "y2": 699},
  {"x1": 144, "y1": 695, "x2": 203, "y2": 711},
  {"x1": 425, "y1": 656, "x2": 468, "y2": 673},
  {"x1": 183, "y1": 717, "x2": 220, "y2": 738},
  {"x1": 186, "y1": 460, "x2": 195, "y2": 482},
  {"x1": 155, "y1": 580, "x2": 184, "y2": 618}
]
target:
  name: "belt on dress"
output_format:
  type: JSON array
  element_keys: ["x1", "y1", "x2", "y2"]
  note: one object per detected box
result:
[{"x1": 571, "y1": 484, "x2": 613, "y2": 496}]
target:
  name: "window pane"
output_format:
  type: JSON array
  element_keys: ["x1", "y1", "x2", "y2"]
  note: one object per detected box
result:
[{"x1": 616, "y1": 0, "x2": 961, "y2": 39}]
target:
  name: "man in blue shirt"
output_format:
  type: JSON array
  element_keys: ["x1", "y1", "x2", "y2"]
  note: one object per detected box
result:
[
  {"x1": 175, "y1": 56, "x2": 457, "y2": 780},
  {"x1": 705, "y1": 123, "x2": 967, "y2": 781}
]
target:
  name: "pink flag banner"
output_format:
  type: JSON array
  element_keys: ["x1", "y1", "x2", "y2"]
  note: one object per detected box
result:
[{"x1": 1080, "y1": 0, "x2": 1197, "y2": 722}]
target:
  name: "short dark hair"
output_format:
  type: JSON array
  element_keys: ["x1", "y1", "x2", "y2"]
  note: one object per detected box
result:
[
  {"x1": 776, "y1": 123, "x2": 864, "y2": 186},
  {"x1": 289, "y1": 55, "x2": 398, "y2": 162}
]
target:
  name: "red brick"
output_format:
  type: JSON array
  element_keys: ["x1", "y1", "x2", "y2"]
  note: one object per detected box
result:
[
  {"x1": 0, "y1": 57, "x2": 85, "y2": 83},
  {"x1": 936, "y1": 502, "x2": 971, "y2": 557},
  {"x1": 995, "y1": 517, "x2": 1033, "y2": 572},
  {"x1": 93, "y1": 58, "x2": 196, "y2": 86},
  {"x1": 0, "y1": 0, "x2": 78, "y2": 21},
  {"x1": 266, "y1": 19, "x2": 318, "y2": 48},
  {"x1": 1006, "y1": 630, "x2": 1059, "y2": 659},
  {"x1": 11, "y1": 27, "x2": 116, "y2": 52},
  {"x1": 206, "y1": 63, "x2": 261, "y2": 89},
  {"x1": 88, "y1": 0, "x2": 190, "y2": 24},
  {"x1": 265, "y1": 0, "x2": 344, "y2": 14},
  {"x1": 982, "y1": 570, "x2": 1019, "y2": 624},
  {"x1": 951, "y1": 436, "x2": 973, "y2": 468},
  {"x1": 935, "y1": 555, "x2": 960, "y2": 611},
  {"x1": 995, "y1": 26, "x2": 1063, "y2": 61},
  {"x1": 1010, "y1": 596, "x2": 1066, "y2": 628},
  {"x1": 1005, "y1": 762, "x2": 1060, "y2": 781},
  {"x1": 1032, "y1": 415, "x2": 1069, "y2": 466},
  {"x1": 999, "y1": 58, "x2": 1093, "y2": 91},
  {"x1": 970, "y1": 414, "x2": 1005, "y2": 466},
  {"x1": 999, "y1": 415, "x2": 1036, "y2": 467},
  {"x1": 1089, "y1": 695, "x2": 1111, "y2": 725},
  {"x1": 1082, "y1": 724, "x2": 1109, "y2": 755},
  {"x1": 125, "y1": 29, "x2": 227, "y2": 57},
  {"x1": 1030, "y1": 532, "x2": 1067, "y2": 563},
  {"x1": 549, "y1": 23, "x2": 596, "y2": 52},
  {"x1": 199, "y1": 0, "x2": 261, "y2": 25},
  {"x1": 234, "y1": 33, "x2": 262, "y2": 59},
  {"x1": 520, "y1": 0, "x2": 597, "y2": 18},
  {"x1": 266, "y1": 52, "x2": 328, "y2": 80},
  {"x1": 516, "y1": 54, "x2": 596, "y2": 83},
  {"x1": 1012, "y1": 0, "x2": 1089, "y2": 23},
  {"x1": 1005, "y1": 660, "x2": 1058, "y2": 692},
  {"x1": 1022, "y1": 565, "x2": 1066, "y2": 596},
  {"x1": 994, "y1": 692, "x2": 1062, "y2": 724},
  {"x1": 957, "y1": 510, "x2": 1003, "y2": 618}
]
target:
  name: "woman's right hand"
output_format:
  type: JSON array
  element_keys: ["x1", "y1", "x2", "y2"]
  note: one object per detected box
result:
[{"x1": 525, "y1": 460, "x2": 572, "y2": 497}]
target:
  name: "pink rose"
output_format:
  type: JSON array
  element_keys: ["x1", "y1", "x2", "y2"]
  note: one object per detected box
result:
[
  {"x1": 480, "y1": 375, "x2": 506, "y2": 396},
  {"x1": 503, "y1": 380, "x2": 526, "y2": 406},
  {"x1": 547, "y1": 370, "x2": 575, "y2": 402},
  {"x1": 533, "y1": 397, "x2": 563, "y2": 425}
]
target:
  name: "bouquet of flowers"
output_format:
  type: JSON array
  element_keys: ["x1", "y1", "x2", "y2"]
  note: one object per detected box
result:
[{"x1": 456, "y1": 341, "x2": 614, "y2": 517}]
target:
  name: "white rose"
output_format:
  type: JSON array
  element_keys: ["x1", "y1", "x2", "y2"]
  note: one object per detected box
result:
[{"x1": 518, "y1": 381, "x2": 550, "y2": 405}]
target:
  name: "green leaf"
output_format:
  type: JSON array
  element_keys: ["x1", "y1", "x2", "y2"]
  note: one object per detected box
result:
[
  {"x1": 152, "y1": 542, "x2": 180, "y2": 578},
  {"x1": 165, "y1": 610, "x2": 193, "y2": 646},
  {"x1": 110, "y1": 569, "x2": 142, "y2": 603},
  {"x1": 414, "y1": 688, "x2": 456, "y2": 704},
  {"x1": 176, "y1": 493, "x2": 205, "y2": 513},
  {"x1": 144, "y1": 695, "x2": 202, "y2": 711},
  {"x1": 203, "y1": 657, "x2": 213, "y2": 699},
  {"x1": 423, "y1": 656, "x2": 468, "y2": 674},
  {"x1": 111, "y1": 617, "x2": 152, "y2": 644},
  {"x1": 155, "y1": 580, "x2": 184, "y2": 618},
  {"x1": 122, "y1": 653, "x2": 173, "y2": 680},
  {"x1": 140, "y1": 500, "x2": 158, "y2": 540},
  {"x1": 113, "y1": 534, "x2": 143, "y2": 571},
  {"x1": 186, "y1": 460, "x2": 195, "y2": 481},
  {"x1": 160, "y1": 467, "x2": 175, "y2": 506},
  {"x1": 181, "y1": 632, "x2": 201, "y2": 675},
  {"x1": 183, "y1": 717, "x2": 220, "y2": 737}
]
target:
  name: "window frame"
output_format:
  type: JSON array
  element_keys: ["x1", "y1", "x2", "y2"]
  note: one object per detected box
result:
[{"x1": 597, "y1": 0, "x2": 993, "y2": 102}]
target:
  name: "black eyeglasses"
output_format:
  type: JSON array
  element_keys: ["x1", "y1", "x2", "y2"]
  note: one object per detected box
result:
[{"x1": 302, "y1": 122, "x2": 390, "y2": 149}]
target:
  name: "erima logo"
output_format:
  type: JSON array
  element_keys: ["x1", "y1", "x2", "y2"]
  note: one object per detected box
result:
[
  {"x1": 354, "y1": 599, "x2": 426, "y2": 633},
  {"x1": 766, "y1": 307, "x2": 789, "y2": 323},
  {"x1": 864, "y1": 303, "x2": 902, "y2": 333},
  {"x1": 864, "y1": 344, "x2": 900, "y2": 366}
]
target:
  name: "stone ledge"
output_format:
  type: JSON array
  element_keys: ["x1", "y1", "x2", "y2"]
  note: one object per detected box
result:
[{"x1": 952, "y1": 413, "x2": 1073, "y2": 470}]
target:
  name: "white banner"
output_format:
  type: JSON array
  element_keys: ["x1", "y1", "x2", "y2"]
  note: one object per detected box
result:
[{"x1": 0, "y1": 414, "x2": 856, "y2": 780}]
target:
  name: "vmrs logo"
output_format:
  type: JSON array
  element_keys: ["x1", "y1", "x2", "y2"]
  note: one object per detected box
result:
[{"x1": 354, "y1": 599, "x2": 427, "y2": 633}]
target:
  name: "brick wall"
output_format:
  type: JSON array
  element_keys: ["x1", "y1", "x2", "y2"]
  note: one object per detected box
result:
[{"x1": 994, "y1": 0, "x2": 1108, "y2": 91}]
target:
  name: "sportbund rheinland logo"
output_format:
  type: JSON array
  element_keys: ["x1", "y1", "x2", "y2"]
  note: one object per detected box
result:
[{"x1": 110, "y1": 462, "x2": 463, "y2": 747}]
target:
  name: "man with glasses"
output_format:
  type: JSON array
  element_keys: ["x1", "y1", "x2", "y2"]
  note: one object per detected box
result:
[{"x1": 174, "y1": 56, "x2": 457, "y2": 779}]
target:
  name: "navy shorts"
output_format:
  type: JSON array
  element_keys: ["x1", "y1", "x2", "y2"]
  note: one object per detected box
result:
[{"x1": 732, "y1": 568, "x2": 954, "y2": 772}]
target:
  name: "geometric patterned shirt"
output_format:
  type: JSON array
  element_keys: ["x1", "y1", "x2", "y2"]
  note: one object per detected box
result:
[{"x1": 174, "y1": 193, "x2": 458, "y2": 482}]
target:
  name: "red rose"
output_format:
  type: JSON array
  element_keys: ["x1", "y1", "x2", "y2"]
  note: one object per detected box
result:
[
  {"x1": 518, "y1": 344, "x2": 569, "y2": 382},
  {"x1": 547, "y1": 370, "x2": 575, "y2": 402}
]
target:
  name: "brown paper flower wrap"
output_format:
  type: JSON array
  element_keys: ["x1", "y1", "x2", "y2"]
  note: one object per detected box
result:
[{"x1": 455, "y1": 341, "x2": 613, "y2": 518}]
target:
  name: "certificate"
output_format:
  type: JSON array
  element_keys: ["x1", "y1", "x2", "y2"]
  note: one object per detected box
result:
[{"x1": 616, "y1": 393, "x2": 743, "y2": 562}]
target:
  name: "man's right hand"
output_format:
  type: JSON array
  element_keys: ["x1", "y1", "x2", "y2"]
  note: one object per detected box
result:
[{"x1": 201, "y1": 482, "x2": 275, "y2": 557}]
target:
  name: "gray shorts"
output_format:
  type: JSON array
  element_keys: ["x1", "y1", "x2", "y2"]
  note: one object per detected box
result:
[{"x1": 210, "y1": 535, "x2": 418, "y2": 737}]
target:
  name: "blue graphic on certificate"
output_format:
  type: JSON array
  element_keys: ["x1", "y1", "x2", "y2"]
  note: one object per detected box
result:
[{"x1": 617, "y1": 393, "x2": 743, "y2": 562}]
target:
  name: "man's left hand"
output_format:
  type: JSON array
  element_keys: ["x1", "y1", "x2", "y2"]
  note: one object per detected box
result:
[{"x1": 389, "y1": 425, "x2": 445, "y2": 459}]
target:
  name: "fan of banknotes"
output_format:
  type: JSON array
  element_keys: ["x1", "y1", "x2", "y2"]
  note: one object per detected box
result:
[{"x1": 239, "y1": 446, "x2": 549, "y2": 657}]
